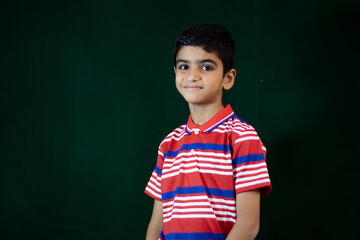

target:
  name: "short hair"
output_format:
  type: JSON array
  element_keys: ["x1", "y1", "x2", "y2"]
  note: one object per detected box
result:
[{"x1": 173, "y1": 24, "x2": 235, "y2": 75}]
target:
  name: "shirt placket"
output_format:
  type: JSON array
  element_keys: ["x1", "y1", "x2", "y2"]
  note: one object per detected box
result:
[{"x1": 189, "y1": 128, "x2": 201, "y2": 168}]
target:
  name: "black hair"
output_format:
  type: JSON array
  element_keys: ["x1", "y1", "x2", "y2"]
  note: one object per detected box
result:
[{"x1": 173, "y1": 24, "x2": 235, "y2": 76}]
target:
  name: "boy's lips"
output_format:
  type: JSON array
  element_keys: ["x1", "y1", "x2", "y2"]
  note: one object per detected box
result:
[{"x1": 183, "y1": 85, "x2": 203, "y2": 91}]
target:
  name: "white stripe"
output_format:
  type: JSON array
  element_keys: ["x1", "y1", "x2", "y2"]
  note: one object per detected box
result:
[
  {"x1": 163, "y1": 199, "x2": 235, "y2": 210},
  {"x1": 214, "y1": 210, "x2": 236, "y2": 217},
  {"x1": 161, "y1": 171, "x2": 180, "y2": 179},
  {"x1": 234, "y1": 162, "x2": 267, "y2": 171},
  {"x1": 172, "y1": 195, "x2": 209, "y2": 201},
  {"x1": 212, "y1": 129, "x2": 229, "y2": 134},
  {"x1": 239, "y1": 132, "x2": 258, "y2": 137},
  {"x1": 234, "y1": 168, "x2": 268, "y2": 176},
  {"x1": 234, "y1": 136, "x2": 260, "y2": 144},
  {"x1": 198, "y1": 169, "x2": 233, "y2": 175},
  {"x1": 212, "y1": 128, "x2": 246, "y2": 135},
  {"x1": 163, "y1": 156, "x2": 232, "y2": 167},
  {"x1": 211, "y1": 204, "x2": 236, "y2": 211},
  {"x1": 163, "y1": 196, "x2": 209, "y2": 207},
  {"x1": 162, "y1": 162, "x2": 233, "y2": 176},
  {"x1": 235, "y1": 179, "x2": 270, "y2": 189},
  {"x1": 163, "y1": 203, "x2": 211, "y2": 212},
  {"x1": 197, "y1": 163, "x2": 232, "y2": 169},
  {"x1": 217, "y1": 217, "x2": 236, "y2": 222},
  {"x1": 235, "y1": 173, "x2": 269, "y2": 183},
  {"x1": 163, "y1": 161, "x2": 232, "y2": 173},
  {"x1": 165, "y1": 208, "x2": 214, "y2": 214},
  {"x1": 162, "y1": 168, "x2": 233, "y2": 179},
  {"x1": 209, "y1": 198, "x2": 236, "y2": 205},
  {"x1": 165, "y1": 201, "x2": 211, "y2": 208}
]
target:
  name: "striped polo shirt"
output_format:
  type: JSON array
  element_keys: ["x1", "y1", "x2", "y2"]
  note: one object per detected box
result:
[{"x1": 145, "y1": 104, "x2": 271, "y2": 240}]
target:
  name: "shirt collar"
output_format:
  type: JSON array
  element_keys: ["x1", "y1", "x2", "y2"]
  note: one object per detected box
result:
[{"x1": 185, "y1": 104, "x2": 235, "y2": 134}]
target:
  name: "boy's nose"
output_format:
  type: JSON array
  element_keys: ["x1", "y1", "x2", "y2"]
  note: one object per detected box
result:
[{"x1": 187, "y1": 68, "x2": 201, "y2": 81}]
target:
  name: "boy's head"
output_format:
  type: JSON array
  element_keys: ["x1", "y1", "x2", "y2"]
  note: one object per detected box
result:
[{"x1": 173, "y1": 24, "x2": 235, "y2": 76}]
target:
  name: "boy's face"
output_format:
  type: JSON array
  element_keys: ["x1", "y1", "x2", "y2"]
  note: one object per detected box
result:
[{"x1": 174, "y1": 46, "x2": 235, "y2": 107}]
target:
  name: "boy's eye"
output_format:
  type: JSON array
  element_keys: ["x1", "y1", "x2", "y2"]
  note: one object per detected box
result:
[
  {"x1": 202, "y1": 65, "x2": 213, "y2": 71},
  {"x1": 178, "y1": 64, "x2": 189, "y2": 70}
]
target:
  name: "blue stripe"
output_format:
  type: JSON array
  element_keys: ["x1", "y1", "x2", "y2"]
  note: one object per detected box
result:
[
  {"x1": 165, "y1": 232, "x2": 225, "y2": 240},
  {"x1": 232, "y1": 153, "x2": 265, "y2": 166},
  {"x1": 205, "y1": 114, "x2": 235, "y2": 133},
  {"x1": 164, "y1": 143, "x2": 231, "y2": 158},
  {"x1": 155, "y1": 166, "x2": 162, "y2": 175},
  {"x1": 162, "y1": 186, "x2": 235, "y2": 201}
]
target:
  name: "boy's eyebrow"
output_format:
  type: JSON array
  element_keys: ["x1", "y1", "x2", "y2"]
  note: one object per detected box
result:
[
  {"x1": 175, "y1": 59, "x2": 218, "y2": 66},
  {"x1": 175, "y1": 59, "x2": 189, "y2": 65},
  {"x1": 199, "y1": 59, "x2": 218, "y2": 66}
]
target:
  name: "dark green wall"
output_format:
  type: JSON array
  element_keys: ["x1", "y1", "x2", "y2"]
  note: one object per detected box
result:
[{"x1": 1, "y1": 0, "x2": 359, "y2": 239}]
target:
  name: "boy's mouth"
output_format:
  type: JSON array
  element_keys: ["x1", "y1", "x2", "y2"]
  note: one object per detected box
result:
[{"x1": 183, "y1": 85, "x2": 203, "y2": 91}]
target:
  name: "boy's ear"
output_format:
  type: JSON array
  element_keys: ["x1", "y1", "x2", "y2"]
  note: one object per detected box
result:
[{"x1": 223, "y1": 69, "x2": 236, "y2": 90}]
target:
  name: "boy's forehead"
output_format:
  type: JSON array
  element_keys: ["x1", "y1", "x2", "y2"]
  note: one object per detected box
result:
[{"x1": 176, "y1": 46, "x2": 220, "y2": 62}]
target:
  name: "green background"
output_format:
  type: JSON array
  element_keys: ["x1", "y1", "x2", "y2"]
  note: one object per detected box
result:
[{"x1": 1, "y1": 0, "x2": 359, "y2": 239}]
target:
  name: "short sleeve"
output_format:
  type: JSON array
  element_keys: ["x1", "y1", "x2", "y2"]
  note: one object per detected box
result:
[
  {"x1": 145, "y1": 148, "x2": 164, "y2": 201},
  {"x1": 232, "y1": 128, "x2": 271, "y2": 197}
]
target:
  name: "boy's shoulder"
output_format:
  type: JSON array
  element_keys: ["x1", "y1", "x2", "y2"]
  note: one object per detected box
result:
[
  {"x1": 159, "y1": 123, "x2": 187, "y2": 147},
  {"x1": 226, "y1": 115, "x2": 257, "y2": 133}
]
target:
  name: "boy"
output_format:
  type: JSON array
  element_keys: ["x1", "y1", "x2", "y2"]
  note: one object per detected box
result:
[{"x1": 145, "y1": 24, "x2": 271, "y2": 240}]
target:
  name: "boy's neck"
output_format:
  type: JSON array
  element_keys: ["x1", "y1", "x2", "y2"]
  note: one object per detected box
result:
[{"x1": 188, "y1": 102, "x2": 225, "y2": 126}]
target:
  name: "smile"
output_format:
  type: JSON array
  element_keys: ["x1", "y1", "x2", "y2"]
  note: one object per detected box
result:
[{"x1": 183, "y1": 85, "x2": 203, "y2": 91}]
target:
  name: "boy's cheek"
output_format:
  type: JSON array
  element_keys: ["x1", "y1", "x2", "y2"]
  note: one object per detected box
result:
[{"x1": 175, "y1": 84, "x2": 182, "y2": 94}]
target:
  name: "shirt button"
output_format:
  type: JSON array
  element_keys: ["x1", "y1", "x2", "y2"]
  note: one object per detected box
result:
[
  {"x1": 191, "y1": 149, "x2": 195, "y2": 154},
  {"x1": 193, "y1": 129, "x2": 200, "y2": 135}
]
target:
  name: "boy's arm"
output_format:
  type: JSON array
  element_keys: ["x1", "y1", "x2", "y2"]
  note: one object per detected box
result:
[
  {"x1": 226, "y1": 189, "x2": 261, "y2": 240},
  {"x1": 146, "y1": 199, "x2": 163, "y2": 240}
]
